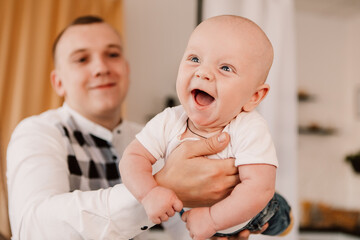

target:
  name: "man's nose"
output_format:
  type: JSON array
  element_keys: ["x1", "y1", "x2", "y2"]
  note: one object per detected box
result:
[{"x1": 93, "y1": 56, "x2": 110, "y2": 77}]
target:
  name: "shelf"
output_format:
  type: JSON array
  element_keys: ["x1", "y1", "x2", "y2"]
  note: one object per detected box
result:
[
  {"x1": 298, "y1": 125, "x2": 336, "y2": 135},
  {"x1": 298, "y1": 91, "x2": 316, "y2": 102}
]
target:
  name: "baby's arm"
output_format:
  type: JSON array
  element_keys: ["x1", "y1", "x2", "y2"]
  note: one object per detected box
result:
[
  {"x1": 119, "y1": 139, "x2": 183, "y2": 224},
  {"x1": 182, "y1": 164, "x2": 276, "y2": 239}
]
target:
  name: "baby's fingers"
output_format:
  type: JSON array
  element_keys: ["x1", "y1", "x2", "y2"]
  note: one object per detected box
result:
[
  {"x1": 181, "y1": 210, "x2": 189, "y2": 222},
  {"x1": 160, "y1": 214, "x2": 169, "y2": 222},
  {"x1": 173, "y1": 198, "x2": 183, "y2": 212},
  {"x1": 149, "y1": 216, "x2": 162, "y2": 225},
  {"x1": 166, "y1": 208, "x2": 175, "y2": 217}
]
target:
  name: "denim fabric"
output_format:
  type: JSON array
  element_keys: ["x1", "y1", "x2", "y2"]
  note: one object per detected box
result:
[{"x1": 214, "y1": 192, "x2": 291, "y2": 237}]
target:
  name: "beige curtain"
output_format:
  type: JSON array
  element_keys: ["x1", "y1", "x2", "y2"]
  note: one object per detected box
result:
[{"x1": 0, "y1": 0, "x2": 124, "y2": 238}]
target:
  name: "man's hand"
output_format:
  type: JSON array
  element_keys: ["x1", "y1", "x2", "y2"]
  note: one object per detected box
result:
[
  {"x1": 210, "y1": 223, "x2": 269, "y2": 240},
  {"x1": 154, "y1": 133, "x2": 239, "y2": 207}
]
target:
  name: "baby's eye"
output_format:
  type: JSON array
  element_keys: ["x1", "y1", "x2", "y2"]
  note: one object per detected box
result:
[
  {"x1": 190, "y1": 56, "x2": 200, "y2": 63},
  {"x1": 221, "y1": 65, "x2": 231, "y2": 72}
]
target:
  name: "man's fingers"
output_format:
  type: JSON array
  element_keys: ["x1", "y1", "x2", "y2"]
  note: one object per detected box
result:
[
  {"x1": 236, "y1": 229, "x2": 250, "y2": 240},
  {"x1": 179, "y1": 132, "x2": 230, "y2": 158},
  {"x1": 238, "y1": 229, "x2": 250, "y2": 237},
  {"x1": 220, "y1": 158, "x2": 238, "y2": 175},
  {"x1": 234, "y1": 223, "x2": 269, "y2": 240},
  {"x1": 225, "y1": 174, "x2": 240, "y2": 187},
  {"x1": 258, "y1": 223, "x2": 269, "y2": 233}
]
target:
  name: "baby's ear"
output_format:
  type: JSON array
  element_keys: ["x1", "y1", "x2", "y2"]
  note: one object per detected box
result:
[
  {"x1": 242, "y1": 84, "x2": 270, "y2": 112},
  {"x1": 50, "y1": 70, "x2": 65, "y2": 97}
]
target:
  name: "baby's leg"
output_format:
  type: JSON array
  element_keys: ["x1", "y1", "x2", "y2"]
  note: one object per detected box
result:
[{"x1": 247, "y1": 192, "x2": 293, "y2": 236}]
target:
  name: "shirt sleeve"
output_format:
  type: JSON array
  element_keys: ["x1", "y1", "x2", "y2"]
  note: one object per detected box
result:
[
  {"x1": 231, "y1": 112, "x2": 278, "y2": 167},
  {"x1": 7, "y1": 117, "x2": 153, "y2": 240},
  {"x1": 136, "y1": 107, "x2": 182, "y2": 160}
]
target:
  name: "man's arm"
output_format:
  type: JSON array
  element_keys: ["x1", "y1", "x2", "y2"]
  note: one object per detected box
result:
[
  {"x1": 7, "y1": 119, "x2": 152, "y2": 240},
  {"x1": 155, "y1": 133, "x2": 239, "y2": 207}
]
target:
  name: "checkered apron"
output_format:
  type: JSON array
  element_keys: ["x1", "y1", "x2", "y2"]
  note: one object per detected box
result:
[{"x1": 57, "y1": 116, "x2": 121, "y2": 191}]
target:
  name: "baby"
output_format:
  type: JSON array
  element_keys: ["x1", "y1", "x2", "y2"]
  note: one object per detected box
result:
[{"x1": 120, "y1": 15, "x2": 292, "y2": 239}]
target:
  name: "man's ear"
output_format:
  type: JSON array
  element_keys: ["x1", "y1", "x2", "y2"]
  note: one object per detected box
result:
[
  {"x1": 242, "y1": 84, "x2": 270, "y2": 112},
  {"x1": 50, "y1": 70, "x2": 65, "y2": 97}
]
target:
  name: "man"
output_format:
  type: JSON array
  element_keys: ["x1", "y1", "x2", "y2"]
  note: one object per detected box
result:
[{"x1": 7, "y1": 16, "x2": 264, "y2": 239}]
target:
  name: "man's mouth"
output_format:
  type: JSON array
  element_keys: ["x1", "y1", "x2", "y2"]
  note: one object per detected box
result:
[
  {"x1": 90, "y1": 82, "x2": 116, "y2": 89},
  {"x1": 191, "y1": 89, "x2": 215, "y2": 106}
]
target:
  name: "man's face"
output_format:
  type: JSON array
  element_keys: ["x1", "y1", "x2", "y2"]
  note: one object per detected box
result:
[{"x1": 52, "y1": 23, "x2": 129, "y2": 125}]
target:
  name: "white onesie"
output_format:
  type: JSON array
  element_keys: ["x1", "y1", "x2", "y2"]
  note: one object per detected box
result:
[{"x1": 136, "y1": 105, "x2": 278, "y2": 233}]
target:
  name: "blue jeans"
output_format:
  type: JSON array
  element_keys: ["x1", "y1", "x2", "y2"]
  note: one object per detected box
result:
[{"x1": 213, "y1": 192, "x2": 292, "y2": 237}]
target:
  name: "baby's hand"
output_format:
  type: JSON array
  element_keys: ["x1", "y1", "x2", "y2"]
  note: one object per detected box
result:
[
  {"x1": 142, "y1": 186, "x2": 183, "y2": 224},
  {"x1": 181, "y1": 207, "x2": 217, "y2": 240}
]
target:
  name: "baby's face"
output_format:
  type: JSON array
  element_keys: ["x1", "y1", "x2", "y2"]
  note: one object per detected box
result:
[{"x1": 176, "y1": 16, "x2": 272, "y2": 129}]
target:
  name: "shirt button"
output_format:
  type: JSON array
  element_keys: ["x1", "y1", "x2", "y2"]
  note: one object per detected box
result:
[{"x1": 140, "y1": 226, "x2": 148, "y2": 230}]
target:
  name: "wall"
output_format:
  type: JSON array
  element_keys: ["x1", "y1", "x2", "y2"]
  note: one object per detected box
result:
[
  {"x1": 123, "y1": 0, "x2": 197, "y2": 124},
  {"x1": 346, "y1": 15, "x2": 360, "y2": 209},
  {"x1": 296, "y1": 1, "x2": 360, "y2": 210}
]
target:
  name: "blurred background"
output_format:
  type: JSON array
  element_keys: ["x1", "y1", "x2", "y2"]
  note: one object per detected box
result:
[{"x1": 1, "y1": 0, "x2": 360, "y2": 239}]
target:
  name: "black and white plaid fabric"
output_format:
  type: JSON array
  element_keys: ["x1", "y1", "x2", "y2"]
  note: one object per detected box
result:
[{"x1": 57, "y1": 116, "x2": 121, "y2": 191}]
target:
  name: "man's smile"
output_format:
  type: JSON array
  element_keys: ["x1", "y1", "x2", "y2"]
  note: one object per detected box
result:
[{"x1": 89, "y1": 82, "x2": 116, "y2": 90}]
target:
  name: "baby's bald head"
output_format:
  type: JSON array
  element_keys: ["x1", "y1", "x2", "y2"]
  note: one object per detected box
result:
[{"x1": 191, "y1": 15, "x2": 274, "y2": 84}]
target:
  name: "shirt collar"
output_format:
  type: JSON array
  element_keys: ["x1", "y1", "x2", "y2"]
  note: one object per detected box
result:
[{"x1": 62, "y1": 103, "x2": 123, "y2": 142}]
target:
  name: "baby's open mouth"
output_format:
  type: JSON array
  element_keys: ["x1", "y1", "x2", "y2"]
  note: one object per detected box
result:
[{"x1": 191, "y1": 89, "x2": 215, "y2": 106}]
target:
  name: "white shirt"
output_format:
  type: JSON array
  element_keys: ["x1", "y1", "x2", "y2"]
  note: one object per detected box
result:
[
  {"x1": 7, "y1": 104, "x2": 187, "y2": 240},
  {"x1": 137, "y1": 106, "x2": 278, "y2": 167}
]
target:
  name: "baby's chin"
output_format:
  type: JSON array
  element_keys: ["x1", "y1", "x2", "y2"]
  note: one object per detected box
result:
[
  {"x1": 191, "y1": 111, "x2": 240, "y2": 130},
  {"x1": 188, "y1": 114, "x2": 227, "y2": 130}
]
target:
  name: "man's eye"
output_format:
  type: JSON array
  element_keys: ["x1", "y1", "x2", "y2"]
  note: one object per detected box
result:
[
  {"x1": 221, "y1": 65, "x2": 232, "y2": 72},
  {"x1": 77, "y1": 57, "x2": 87, "y2": 63},
  {"x1": 109, "y1": 52, "x2": 120, "y2": 58},
  {"x1": 190, "y1": 57, "x2": 200, "y2": 63}
]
